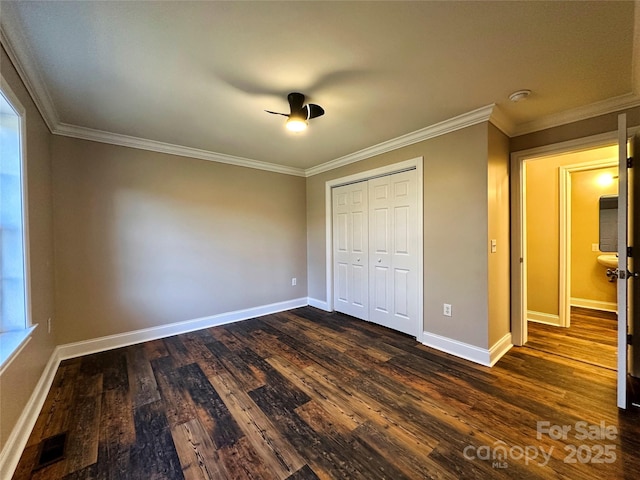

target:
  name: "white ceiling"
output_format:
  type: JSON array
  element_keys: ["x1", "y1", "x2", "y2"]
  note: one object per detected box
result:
[{"x1": 1, "y1": 1, "x2": 639, "y2": 173}]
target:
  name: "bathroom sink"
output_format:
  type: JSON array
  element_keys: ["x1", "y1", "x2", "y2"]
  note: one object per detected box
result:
[{"x1": 597, "y1": 254, "x2": 618, "y2": 269}]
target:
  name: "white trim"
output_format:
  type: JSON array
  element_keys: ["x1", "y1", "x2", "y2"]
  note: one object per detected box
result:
[
  {"x1": 570, "y1": 297, "x2": 617, "y2": 313},
  {"x1": 324, "y1": 157, "x2": 424, "y2": 341},
  {"x1": 559, "y1": 165, "x2": 570, "y2": 328},
  {"x1": 559, "y1": 158, "x2": 618, "y2": 329},
  {"x1": 512, "y1": 93, "x2": 640, "y2": 137},
  {"x1": 0, "y1": 24, "x2": 59, "y2": 132},
  {"x1": 307, "y1": 105, "x2": 494, "y2": 177},
  {"x1": 527, "y1": 310, "x2": 562, "y2": 327},
  {"x1": 0, "y1": 324, "x2": 37, "y2": 375},
  {"x1": 56, "y1": 297, "x2": 308, "y2": 360},
  {"x1": 488, "y1": 333, "x2": 514, "y2": 367},
  {"x1": 1, "y1": 72, "x2": 34, "y2": 360},
  {"x1": 307, "y1": 297, "x2": 330, "y2": 312},
  {"x1": 422, "y1": 331, "x2": 512, "y2": 367},
  {"x1": 511, "y1": 146, "x2": 527, "y2": 346},
  {"x1": 53, "y1": 123, "x2": 306, "y2": 177},
  {"x1": 617, "y1": 114, "x2": 630, "y2": 409},
  {"x1": 489, "y1": 104, "x2": 517, "y2": 137},
  {"x1": 0, "y1": 345, "x2": 62, "y2": 479}
]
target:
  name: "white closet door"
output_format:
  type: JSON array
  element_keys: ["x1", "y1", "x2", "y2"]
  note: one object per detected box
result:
[
  {"x1": 333, "y1": 181, "x2": 369, "y2": 320},
  {"x1": 368, "y1": 170, "x2": 418, "y2": 335}
]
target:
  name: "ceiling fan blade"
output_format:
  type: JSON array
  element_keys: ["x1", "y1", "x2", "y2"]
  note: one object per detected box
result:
[
  {"x1": 265, "y1": 110, "x2": 289, "y2": 117},
  {"x1": 287, "y1": 92, "x2": 305, "y2": 114},
  {"x1": 306, "y1": 104, "x2": 325, "y2": 120}
]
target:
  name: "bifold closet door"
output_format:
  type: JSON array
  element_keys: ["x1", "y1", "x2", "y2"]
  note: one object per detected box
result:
[
  {"x1": 368, "y1": 170, "x2": 418, "y2": 336},
  {"x1": 333, "y1": 181, "x2": 369, "y2": 320}
]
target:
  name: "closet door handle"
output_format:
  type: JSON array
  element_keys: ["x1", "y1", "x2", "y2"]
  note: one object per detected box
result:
[{"x1": 377, "y1": 258, "x2": 382, "y2": 263}]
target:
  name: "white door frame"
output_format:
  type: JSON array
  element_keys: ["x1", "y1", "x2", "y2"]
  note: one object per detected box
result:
[
  {"x1": 558, "y1": 159, "x2": 618, "y2": 328},
  {"x1": 325, "y1": 157, "x2": 424, "y2": 341},
  {"x1": 511, "y1": 132, "x2": 621, "y2": 345}
]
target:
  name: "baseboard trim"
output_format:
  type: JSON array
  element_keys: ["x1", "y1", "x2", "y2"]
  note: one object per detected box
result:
[
  {"x1": 57, "y1": 297, "x2": 308, "y2": 361},
  {"x1": 1, "y1": 297, "x2": 311, "y2": 478},
  {"x1": 489, "y1": 333, "x2": 514, "y2": 367},
  {"x1": 422, "y1": 331, "x2": 511, "y2": 367},
  {"x1": 570, "y1": 297, "x2": 617, "y2": 313},
  {"x1": 307, "y1": 297, "x2": 331, "y2": 312},
  {"x1": 0, "y1": 347, "x2": 62, "y2": 478},
  {"x1": 527, "y1": 310, "x2": 562, "y2": 326}
]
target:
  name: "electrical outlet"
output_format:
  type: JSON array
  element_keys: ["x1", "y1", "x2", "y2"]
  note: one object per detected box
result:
[
  {"x1": 592, "y1": 243, "x2": 600, "y2": 252},
  {"x1": 47, "y1": 317, "x2": 52, "y2": 334},
  {"x1": 443, "y1": 304, "x2": 452, "y2": 317},
  {"x1": 291, "y1": 277, "x2": 297, "y2": 286}
]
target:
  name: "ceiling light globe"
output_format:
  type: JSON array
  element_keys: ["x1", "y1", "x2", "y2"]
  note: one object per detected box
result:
[{"x1": 286, "y1": 118, "x2": 308, "y2": 132}]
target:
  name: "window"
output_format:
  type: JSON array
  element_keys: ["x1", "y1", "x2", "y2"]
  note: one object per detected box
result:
[{"x1": 0, "y1": 75, "x2": 34, "y2": 372}]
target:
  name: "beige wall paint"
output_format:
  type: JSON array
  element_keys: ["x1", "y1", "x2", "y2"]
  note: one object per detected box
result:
[
  {"x1": 526, "y1": 158, "x2": 561, "y2": 315},
  {"x1": 0, "y1": 47, "x2": 57, "y2": 448},
  {"x1": 510, "y1": 106, "x2": 640, "y2": 153},
  {"x1": 525, "y1": 145, "x2": 617, "y2": 316},
  {"x1": 571, "y1": 167, "x2": 617, "y2": 305},
  {"x1": 307, "y1": 123, "x2": 508, "y2": 350},
  {"x1": 487, "y1": 124, "x2": 511, "y2": 345},
  {"x1": 52, "y1": 137, "x2": 307, "y2": 344}
]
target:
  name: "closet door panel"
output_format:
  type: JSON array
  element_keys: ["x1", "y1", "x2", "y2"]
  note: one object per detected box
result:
[
  {"x1": 368, "y1": 170, "x2": 418, "y2": 335},
  {"x1": 332, "y1": 181, "x2": 369, "y2": 320}
]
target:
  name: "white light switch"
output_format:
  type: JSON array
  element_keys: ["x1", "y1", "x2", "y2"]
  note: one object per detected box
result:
[
  {"x1": 490, "y1": 239, "x2": 497, "y2": 253},
  {"x1": 592, "y1": 243, "x2": 600, "y2": 252}
]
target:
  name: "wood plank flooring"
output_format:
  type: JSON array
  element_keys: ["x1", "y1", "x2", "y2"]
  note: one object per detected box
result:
[
  {"x1": 526, "y1": 307, "x2": 618, "y2": 370},
  {"x1": 12, "y1": 307, "x2": 640, "y2": 479}
]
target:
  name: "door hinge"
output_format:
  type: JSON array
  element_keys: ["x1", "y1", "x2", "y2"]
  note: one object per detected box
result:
[
  {"x1": 628, "y1": 246, "x2": 633, "y2": 258},
  {"x1": 628, "y1": 334, "x2": 633, "y2": 345},
  {"x1": 628, "y1": 157, "x2": 634, "y2": 168}
]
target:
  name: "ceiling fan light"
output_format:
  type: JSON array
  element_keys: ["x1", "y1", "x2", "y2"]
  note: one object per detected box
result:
[{"x1": 286, "y1": 118, "x2": 308, "y2": 132}]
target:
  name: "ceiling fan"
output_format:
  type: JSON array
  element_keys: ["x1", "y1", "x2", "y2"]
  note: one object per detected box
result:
[{"x1": 265, "y1": 92, "x2": 325, "y2": 132}]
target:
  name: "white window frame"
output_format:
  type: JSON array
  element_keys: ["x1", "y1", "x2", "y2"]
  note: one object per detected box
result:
[{"x1": 0, "y1": 74, "x2": 36, "y2": 374}]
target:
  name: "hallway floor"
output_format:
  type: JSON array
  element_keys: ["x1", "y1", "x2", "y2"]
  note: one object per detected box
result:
[{"x1": 526, "y1": 307, "x2": 617, "y2": 370}]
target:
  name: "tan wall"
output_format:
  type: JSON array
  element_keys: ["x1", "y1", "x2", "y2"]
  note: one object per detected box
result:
[
  {"x1": 487, "y1": 124, "x2": 511, "y2": 345},
  {"x1": 0, "y1": 47, "x2": 57, "y2": 448},
  {"x1": 570, "y1": 167, "x2": 618, "y2": 305},
  {"x1": 307, "y1": 123, "x2": 500, "y2": 349},
  {"x1": 52, "y1": 137, "x2": 307, "y2": 344},
  {"x1": 525, "y1": 146, "x2": 617, "y2": 316}
]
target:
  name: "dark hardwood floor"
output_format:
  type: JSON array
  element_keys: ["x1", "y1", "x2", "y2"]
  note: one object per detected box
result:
[
  {"x1": 526, "y1": 307, "x2": 618, "y2": 370},
  {"x1": 12, "y1": 307, "x2": 640, "y2": 479}
]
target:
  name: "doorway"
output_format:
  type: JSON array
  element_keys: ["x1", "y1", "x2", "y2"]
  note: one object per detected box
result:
[
  {"x1": 511, "y1": 119, "x2": 639, "y2": 409},
  {"x1": 522, "y1": 146, "x2": 618, "y2": 368}
]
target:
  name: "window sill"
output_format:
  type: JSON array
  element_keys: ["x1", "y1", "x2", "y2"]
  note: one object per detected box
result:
[{"x1": 0, "y1": 324, "x2": 38, "y2": 375}]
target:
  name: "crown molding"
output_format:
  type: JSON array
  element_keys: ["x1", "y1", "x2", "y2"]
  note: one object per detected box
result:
[
  {"x1": 304, "y1": 104, "x2": 496, "y2": 177},
  {"x1": 511, "y1": 92, "x2": 640, "y2": 137},
  {"x1": 487, "y1": 104, "x2": 516, "y2": 137},
  {"x1": 3, "y1": 8, "x2": 639, "y2": 177},
  {"x1": 54, "y1": 123, "x2": 306, "y2": 177},
  {"x1": 0, "y1": 18, "x2": 59, "y2": 132}
]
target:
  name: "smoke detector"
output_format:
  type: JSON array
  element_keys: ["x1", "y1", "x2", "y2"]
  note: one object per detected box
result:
[{"x1": 509, "y1": 89, "x2": 531, "y2": 102}]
